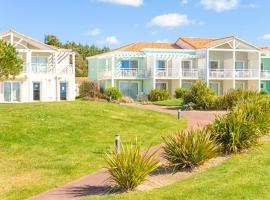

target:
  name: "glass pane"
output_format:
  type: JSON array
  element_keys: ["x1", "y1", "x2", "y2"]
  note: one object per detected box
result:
[
  {"x1": 235, "y1": 82, "x2": 245, "y2": 89},
  {"x1": 182, "y1": 82, "x2": 192, "y2": 89},
  {"x1": 210, "y1": 61, "x2": 219, "y2": 70},
  {"x1": 210, "y1": 83, "x2": 219, "y2": 95},
  {"x1": 4, "y1": 82, "x2": 11, "y2": 102},
  {"x1": 12, "y1": 82, "x2": 20, "y2": 101},
  {"x1": 60, "y1": 83, "x2": 67, "y2": 100},
  {"x1": 121, "y1": 60, "x2": 130, "y2": 69},
  {"x1": 131, "y1": 60, "x2": 138, "y2": 69},
  {"x1": 156, "y1": 83, "x2": 167, "y2": 90},
  {"x1": 157, "y1": 60, "x2": 166, "y2": 70},
  {"x1": 119, "y1": 82, "x2": 138, "y2": 99},
  {"x1": 235, "y1": 62, "x2": 244, "y2": 70},
  {"x1": 182, "y1": 61, "x2": 191, "y2": 70}
]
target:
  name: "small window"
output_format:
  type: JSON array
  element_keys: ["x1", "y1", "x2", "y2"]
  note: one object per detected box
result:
[
  {"x1": 235, "y1": 61, "x2": 245, "y2": 71},
  {"x1": 121, "y1": 60, "x2": 130, "y2": 69},
  {"x1": 32, "y1": 57, "x2": 48, "y2": 64},
  {"x1": 210, "y1": 61, "x2": 219, "y2": 70},
  {"x1": 156, "y1": 82, "x2": 167, "y2": 90},
  {"x1": 182, "y1": 61, "x2": 192, "y2": 70},
  {"x1": 157, "y1": 60, "x2": 166, "y2": 70},
  {"x1": 182, "y1": 82, "x2": 192, "y2": 89},
  {"x1": 130, "y1": 60, "x2": 138, "y2": 69},
  {"x1": 121, "y1": 60, "x2": 138, "y2": 69},
  {"x1": 235, "y1": 82, "x2": 245, "y2": 89}
]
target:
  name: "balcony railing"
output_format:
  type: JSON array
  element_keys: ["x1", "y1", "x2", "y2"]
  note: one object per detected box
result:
[
  {"x1": 156, "y1": 68, "x2": 179, "y2": 78},
  {"x1": 209, "y1": 69, "x2": 234, "y2": 79},
  {"x1": 115, "y1": 68, "x2": 149, "y2": 78},
  {"x1": 235, "y1": 69, "x2": 259, "y2": 79},
  {"x1": 22, "y1": 63, "x2": 74, "y2": 75},
  {"x1": 261, "y1": 70, "x2": 270, "y2": 79},
  {"x1": 182, "y1": 69, "x2": 199, "y2": 79}
]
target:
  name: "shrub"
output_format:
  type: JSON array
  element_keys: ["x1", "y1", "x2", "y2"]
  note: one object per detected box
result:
[
  {"x1": 148, "y1": 88, "x2": 170, "y2": 102},
  {"x1": 79, "y1": 81, "x2": 100, "y2": 99},
  {"x1": 260, "y1": 90, "x2": 269, "y2": 95},
  {"x1": 175, "y1": 88, "x2": 189, "y2": 99},
  {"x1": 121, "y1": 96, "x2": 134, "y2": 104},
  {"x1": 105, "y1": 143, "x2": 158, "y2": 191},
  {"x1": 163, "y1": 128, "x2": 220, "y2": 170},
  {"x1": 183, "y1": 81, "x2": 215, "y2": 110},
  {"x1": 105, "y1": 87, "x2": 122, "y2": 100}
]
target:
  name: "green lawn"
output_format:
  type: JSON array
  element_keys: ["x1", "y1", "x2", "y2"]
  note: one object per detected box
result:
[
  {"x1": 153, "y1": 98, "x2": 183, "y2": 106},
  {"x1": 0, "y1": 101, "x2": 186, "y2": 200},
  {"x1": 86, "y1": 141, "x2": 270, "y2": 200}
]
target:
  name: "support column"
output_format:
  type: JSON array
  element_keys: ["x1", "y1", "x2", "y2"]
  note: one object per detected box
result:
[
  {"x1": 26, "y1": 50, "x2": 32, "y2": 73},
  {"x1": 206, "y1": 49, "x2": 210, "y2": 86},
  {"x1": 72, "y1": 53, "x2": 76, "y2": 74},
  {"x1": 258, "y1": 51, "x2": 261, "y2": 92},
  {"x1": 153, "y1": 55, "x2": 156, "y2": 89},
  {"x1": 111, "y1": 56, "x2": 115, "y2": 87},
  {"x1": 233, "y1": 40, "x2": 236, "y2": 89},
  {"x1": 179, "y1": 57, "x2": 182, "y2": 88}
]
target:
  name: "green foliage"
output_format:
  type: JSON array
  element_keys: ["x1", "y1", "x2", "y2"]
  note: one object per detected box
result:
[
  {"x1": 0, "y1": 40, "x2": 23, "y2": 79},
  {"x1": 211, "y1": 95, "x2": 270, "y2": 154},
  {"x1": 79, "y1": 81, "x2": 100, "y2": 99},
  {"x1": 44, "y1": 35, "x2": 110, "y2": 77},
  {"x1": 105, "y1": 143, "x2": 158, "y2": 191},
  {"x1": 105, "y1": 87, "x2": 122, "y2": 100},
  {"x1": 260, "y1": 90, "x2": 269, "y2": 95},
  {"x1": 175, "y1": 88, "x2": 189, "y2": 99},
  {"x1": 148, "y1": 89, "x2": 170, "y2": 102},
  {"x1": 183, "y1": 81, "x2": 215, "y2": 110},
  {"x1": 163, "y1": 128, "x2": 220, "y2": 170}
]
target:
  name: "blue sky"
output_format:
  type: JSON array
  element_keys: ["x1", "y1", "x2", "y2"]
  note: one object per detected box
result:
[{"x1": 0, "y1": 0, "x2": 269, "y2": 48}]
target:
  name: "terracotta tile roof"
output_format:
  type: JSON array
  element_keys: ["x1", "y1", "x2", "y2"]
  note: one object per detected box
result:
[
  {"x1": 112, "y1": 42, "x2": 181, "y2": 52},
  {"x1": 257, "y1": 46, "x2": 270, "y2": 50},
  {"x1": 177, "y1": 36, "x2": 235, "y2": 49}
]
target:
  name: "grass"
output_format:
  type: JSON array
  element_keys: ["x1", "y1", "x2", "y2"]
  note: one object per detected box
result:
[
  {"x1": 85, "y1": 141, "x2": 270, "y2": 200},
  {"x1": 0, "y1": 100, "x2": 186, "y2": 200},
  {"x1": 153, "y1": 98, "x2": 183, "y2": 106}
]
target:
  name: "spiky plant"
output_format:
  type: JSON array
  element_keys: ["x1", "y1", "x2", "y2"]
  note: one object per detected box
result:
[
  {"x1": 105, "y1": 143, "x2": 158, "y2": 191},
  {"x1": 163, "y1": 128, "x2": 220, "y2": 170}
]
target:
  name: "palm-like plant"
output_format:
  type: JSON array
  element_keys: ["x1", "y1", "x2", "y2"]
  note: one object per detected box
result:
[{"x1": 105, "y1": 143, "x2": 158, "y2": 191}]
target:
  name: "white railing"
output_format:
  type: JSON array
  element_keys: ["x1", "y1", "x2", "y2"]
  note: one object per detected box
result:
[
  {"x1": 261, "y1": 70, "x2": 270, "y2": 79},
  {"x1": 156, "y1": 68, "x2": 180, "y2": 78},
  {"x1": 209, "y1": 69, "x2": 234, "y2": 79},
  {"x1": 22, "y1": 63, "x2": 74, "y2": 75},
  {"x1": 235, "y1": 69, "x2": 259, "y2": 79},
  {"x1": 115, "y1": 68, "x2": 149, "y2": 78},
  {"x1": 182, "y1": 69, "x2": 199, "y2": 79}
]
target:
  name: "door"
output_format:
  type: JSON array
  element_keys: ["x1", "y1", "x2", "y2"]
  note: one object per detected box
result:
[
  {"x1": 119, "y1": 82, "x2": 139, "y2": 99},
  {"x1": 60, "y1": 82, "x2": 67, "y2": 100},
  {"x1": 4, "y1": 82, "x2": 21, "y2": 102},
  {"x1": 33, "y1": 82, "x2": 41, "y2": 101},
  {"x1": 209, "y1": 82, "x2": 220, "y2": 95}
]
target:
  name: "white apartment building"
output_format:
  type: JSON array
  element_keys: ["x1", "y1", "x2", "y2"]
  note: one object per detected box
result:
[{"x1": 0, "y1": 29, "x2": 76, "y2": 103}]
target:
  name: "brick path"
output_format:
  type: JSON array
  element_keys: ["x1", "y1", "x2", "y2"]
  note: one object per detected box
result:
[{"x1": 29, "y1": 105, "x2": 226, "y2": 200}]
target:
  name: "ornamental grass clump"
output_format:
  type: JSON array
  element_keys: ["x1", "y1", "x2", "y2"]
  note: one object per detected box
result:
[
  {"x1": 105, "y1": 143, "x2": 158, "y2": 191},
  {"x1": 163, "y1": 128, "x2": 220, "y2": 170},
  {"x1": 211, "y1": 94, "x2": 270, "y2": 154}
]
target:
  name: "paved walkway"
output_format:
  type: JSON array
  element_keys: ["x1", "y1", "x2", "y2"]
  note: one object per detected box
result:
[{"x1": 29, "y1": 105, "x2": 226, "y2": 200}]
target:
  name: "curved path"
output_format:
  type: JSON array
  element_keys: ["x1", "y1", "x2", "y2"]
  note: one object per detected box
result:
[{"x1": 29, "y1": 105, "x2": 226, "y2": 200}]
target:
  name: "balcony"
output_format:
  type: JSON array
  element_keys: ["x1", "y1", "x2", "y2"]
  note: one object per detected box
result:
[
  {"x1": 156, "y1": 68, "x2": 179, "y2": 79},
  {"x1": 98, "y1": 68, "x2": 149, "y2": 80},
  {"x1": 235, "y1": 69, "x2": 259, "y2": 79},
  {"x1": 261, "y1": 70, "x2": 270, "y2": 79},
  {"x1": 22, "y1": 63, "x2": 74, "y2": 75},
  {"x1": 182, "y1": 69, "x2": 199, "y2": 79},
  {"x1": 209, "y1": 69, "x2": 234, "y2": 79}
]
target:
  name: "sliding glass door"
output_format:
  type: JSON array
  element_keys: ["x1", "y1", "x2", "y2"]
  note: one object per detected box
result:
[
  {"x1": 4, "y1": 82, "x2": 21, "y2": 102},
  {"x1": 119, "y1": 82, "x2": 139, "y2": 100}
]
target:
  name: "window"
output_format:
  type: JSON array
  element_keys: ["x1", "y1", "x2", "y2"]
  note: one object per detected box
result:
[
  {"x1": 235, "y1": 82, "x2": 245, "y2": 89},
  {"x1": 156, "y1": 60, "x2": 166, "y2": 70},
  {"x1": 156, "y1": 82, "x2": 167, "y2": 90},
  {"x1": 210, "y1": 61, "x2": 219, "y2": 70},
  {"x1": 31, "y1": 57, "x2": 48, "y2": 64},
  {"x1": 261, "y1": 82, "x2": 266, "y2": 89},
  {"x1": 119, "y1": 82, "x2": 139, "y2": 99},
  {"x1": 235, "y1": 61, "x2": 245, "y2": 71},
  {"x1": 182, "y1": 60, "x2": 192, "y2": 70},
  {"x1": 261, "y1": 62, "x2": 265, "y2": 71},
  {"x1": 4, "y1": 82, "x2": 21, "y2": 102},
  {"x1": 209, "y1": 82, "x2": 220, "y2": 95},
  {"x1": 182, "y1": 82, "x2": 192, "y2": 89},
  {"x1": 121, "y1": 60, "x2": 138, "y2": 69}
]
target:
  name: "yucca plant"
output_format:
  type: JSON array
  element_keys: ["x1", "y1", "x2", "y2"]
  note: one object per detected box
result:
[
  {"x1": 105, "y1": 143, "x2": 158, "y2": 191},
  {"x1": 163, "y1": 128, "x2": 220, "y2": 170}
]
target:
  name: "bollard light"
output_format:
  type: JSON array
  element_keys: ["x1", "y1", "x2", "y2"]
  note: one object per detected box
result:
[
  {"x1": 178, "y1": 109, "x2": 181, "y2": 120},
  {"x1": 115, "y1": 134, "x2": 121, "y2": 154}
]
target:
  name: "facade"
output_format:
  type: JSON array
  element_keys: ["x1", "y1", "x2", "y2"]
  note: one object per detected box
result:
[
  {"x1": 88, "y1": 36, "x2": 270, "y2": 99},
  {"x1": 0, "y1": 29, "x2": 76, "y2": 103}
]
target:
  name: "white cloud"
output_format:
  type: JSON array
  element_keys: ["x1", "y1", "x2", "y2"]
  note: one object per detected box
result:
[
  {"x1": 180, "y1": 0, "x2": 188, "y2": 5},
  {"x1": 97, "y1": 0, "x2": 143, "y2": 7},
  {"x1": 258, "y1": 34, "x2": 270, "y2": 42},
  {"x1": 148, "y1": 13, "x2": 190, "y2": 28},
  {"x1": 85, "y1": 28, "x2": 101, "y2": 37},
  {"x1": 105, "y1": 36, "x2": 119, "y2": 45},
  {"x1": 200, "y1": 0, "x2": 239, "y2": 12}
]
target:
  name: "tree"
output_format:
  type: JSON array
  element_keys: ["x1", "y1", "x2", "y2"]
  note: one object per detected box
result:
[
  {"x1": 44, "y1": 35, "x2": 110, "y2": 77},
  {"x1": 0, "y1": 40, "x2": 23, "y2": 80}
]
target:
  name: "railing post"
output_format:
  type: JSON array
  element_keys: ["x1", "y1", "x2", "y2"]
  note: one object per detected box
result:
[{"x1": 115, "y1": 134, "x2": 121, "y2": 154}]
